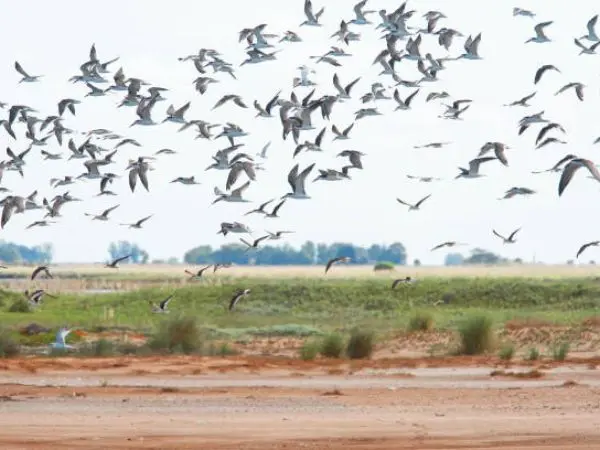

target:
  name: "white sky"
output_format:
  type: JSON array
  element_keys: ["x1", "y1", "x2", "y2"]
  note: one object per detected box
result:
[{"x1": 0, "y1": 1, "x2": 599, "y2": 264}]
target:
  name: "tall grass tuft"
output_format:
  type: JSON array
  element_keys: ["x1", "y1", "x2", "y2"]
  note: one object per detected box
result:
[
  {"x1": 498, "y1": 344, "x2": 515, "y2": 361},
  {"x1": 319, "y1": 333, "x2": 344, "y2": 358},
  {"x1": 299, "y1": 339, "x2": 320, "y2": 361},
  {"x1": 148, "y1": 316, "x2": 204, "y2": 354},
  {"x1": 0, "y1": 328, "x2": 20, "y2": 357},
  {"x1": 8, "y1": 299, "x2": 31, "y2": 313},
  {"x1": 552, "y1": 342, "x2": 570, "y2": 361},
  {"x1": 346, "y1": 328, "x2": 375, "y2": 359},
  {"x1": 457, "y1": 315, "x2": 495, "y2": 355},
  {"x1": 407, "y1": 311, "x2": 435, "y2": 332}
]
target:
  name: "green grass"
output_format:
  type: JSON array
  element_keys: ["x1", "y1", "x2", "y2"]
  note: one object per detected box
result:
[
  {"x1": 1, "y1": 277, "x2": 599, "y2": 339},
  {"x1": 457, "y1": 315, "x2": 496, "y2": 355}
]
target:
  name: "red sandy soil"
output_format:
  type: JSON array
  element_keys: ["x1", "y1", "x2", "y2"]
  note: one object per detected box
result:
[{"x1": 2, "y1": 356, "x2": 600, "y2": 449}]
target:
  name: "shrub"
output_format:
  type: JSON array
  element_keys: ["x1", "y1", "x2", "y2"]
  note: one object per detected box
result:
[
  {"x1": 552, "y1": 342, "x2": 570, "y2": 361},
  {"x1": 498, "y1": 344, "x2": 515, "y2": 361},
  {"x1": 457, "y1": 315, "x2": 495, "y2": 355},
  {"x1": 346, "y1": 328, "x2": 375, "y2": 359},
  {"x1": 319, "y1": 333, "x2": 344, "y2": 358},
  {"x1": 407, "y1": 311, "x2": 435, "y2": 332},
  {"x1": 91, "y1": 339, "x2": 116, "y2": 357},
  {"x1": 299, "y1": 339, "x2": 320, "y2": 361},
  {"x1": 373, "y1": 261, "x2": 395, "y2": 271},
  {"x1": 0, "y1": 329, "x2": 19, "y2": 358},
  {"x1": 526, "y1": 347, "x2": 540, "y2": 361},
  {"x1": 148, "y1": 316, "x2": 204, "y2": 354},
  {"x1": 8, "y1": 299, "x2": 31, "y2": 313},
  {"x1": 205, "y1": 342, "x2": 237, "y2": 357}
]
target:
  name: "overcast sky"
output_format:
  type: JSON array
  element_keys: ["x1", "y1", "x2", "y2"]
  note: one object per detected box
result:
[{"x1": 0, "y1": 1, "x2": 599, "y2": 264}]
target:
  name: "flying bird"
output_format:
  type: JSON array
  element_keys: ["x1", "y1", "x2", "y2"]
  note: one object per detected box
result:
[
  {"x1": 558, "y1": 158, "x2": 600, "y2": 196},
  {"x1": 577, "y1": 241, "x2": 600, "y2": 259},
  {"x1": 324, "y1": 256, "x2": 351, "y2": 274},
  {"x1": 229, "y1": 289, "x2": 251, "y2": 311},
  {"x1": 31, "y1": 265, "x2": 53, "y2": 280},
  {"x1": 492, "y1": 228, "x2": 521, "y2": 244},
  {"x1": 396, "y1": 194, "x2": 431, "y2": 211},
  {"x1": 15, "y1": 61, "x2": 43, "y2": 82},
  {"x1": 151, "y1": 294, "x2": 174, "y2": 313},
  {"x1": 106, "y1": 254, "x2": 131, "y2": 268}
]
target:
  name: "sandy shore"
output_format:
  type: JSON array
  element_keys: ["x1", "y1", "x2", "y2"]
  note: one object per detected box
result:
[{"x1": 1, "y1": 356, "x2": 600, "y2": 449}]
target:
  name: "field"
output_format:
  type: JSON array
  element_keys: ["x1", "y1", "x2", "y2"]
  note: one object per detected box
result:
[{"x1": 2, "y1": 264, "x2": 600, "y2": 449}]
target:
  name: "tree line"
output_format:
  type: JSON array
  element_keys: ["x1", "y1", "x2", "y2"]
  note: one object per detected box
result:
[{"x1": 0, "y1": 239, "x2": 518, "y2": 266}]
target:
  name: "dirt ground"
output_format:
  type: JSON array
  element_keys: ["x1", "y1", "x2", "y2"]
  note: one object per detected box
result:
[{"x1": 1, "y1": 356, "x2": 600, "y2": 449}]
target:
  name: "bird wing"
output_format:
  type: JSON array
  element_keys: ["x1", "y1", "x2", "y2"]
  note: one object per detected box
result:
[
  {"x1": 31, "y1": 266, "x2": 44, "y2": 280},
  {"x1": 415, "y1": 194, "x2": 431, "y2": 207},
  {"x1": 160, "y1": 295, "x2": 174, "y2": 309},
  {"x1": 508, "y1": 228, "x2": 521, "y2": 240},
  {"x1": 14, "y1": 61, "x2": 29, "y2": 77},
  {"x1": 114, "y1": 254, "x2": 131, "y2": 265},
  {"x1": 558, "y1": 160, "x2": 583, "y2": 196},
  {"x1": 231, "y1": 180, "x2": 251, "y2": 197},
  {"x1": 492, "y1": 230, "x2": 505, "y2": 240},
  {"x1": 324, "y1": 258, "x2": 337, "y2": 273},
  {"x1": 271, "y1": 200, "x2": 286, "y2": 215},
  {"x1": 577, "y1": 241, "x2": 599, "y2": 258}
]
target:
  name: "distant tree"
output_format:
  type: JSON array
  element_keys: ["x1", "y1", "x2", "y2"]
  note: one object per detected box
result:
[
  {"x1": 463, "y1": 248, "x2": 506, "y2": 265},
  {"x1": 445, "y1": 253, "x2": 465, "y2": 266},
  {"x1": 183, "y1": 245, "x2": 213, "y2": 264},
  {"x1": 180, "y1": 241, "x2": 410, "y2": 266},
  {"x1": 0, "y1": 240, "x2": 53, "y2": 264},
  {"x1": 108, "y1": 241, "x2": 149, "y2": 264},
  {"x1": 379, "y1": 242, "x2": 407, "y2": 264},
  {"x1": 300, "y1": 241, "x2": 317, "y2": 264},
  {"x1": 413, "y1": 259, "x2": 421, "y2": 266}
]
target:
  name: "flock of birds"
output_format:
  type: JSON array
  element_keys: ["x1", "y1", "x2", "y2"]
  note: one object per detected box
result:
[{"x1": 3, "y1": 1, "x2": 600, "y2": 335}]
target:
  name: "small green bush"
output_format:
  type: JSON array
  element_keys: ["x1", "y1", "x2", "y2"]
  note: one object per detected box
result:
[
  {"x1": 407, "y1": 311, "x2": 435, "y2": 332},
  {"x1": 458, "y1": 315, "x2": 495, "y2": 355},
  {"x1": 148, "y1": 316, "x2": 204, "y2": 355},
  {"x1": 319, "y1": 333, "x2": 344, "y2": 358},
  {"x1": 373, "y1": 261, "x2": 395, "y2": 271},
  {"x1": 526, "y1": 347, "x2": 540, "y2": 361},
  {"x1": 299, "y1": 339, "x2": 320, "y2": 361},
  {"x1": 498, "y1": 344, "x2": 515, "y2": 361},
  {"x1": 205, "y1": 342, "x2": 238, "y2": 357},
  {"x1": 0, "y1": 329, "x2": 20, "y2": 358},
  {"x1": 91, "y1": 339, "x2": 116, "y2": 357},
  {"x1": 346, "y1": 328, "x2": 375, "y2": 359},
  {"x1": 552, "y1": 342, "x2": 570, "y2": 361},
  {"x1": 8, "y1": 299, "x2": 31, "y2": 313}
]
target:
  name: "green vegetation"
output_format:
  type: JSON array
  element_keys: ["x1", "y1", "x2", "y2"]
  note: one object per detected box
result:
[
  {"x1": 457, "y1": 315, "x2": 495, "y2": 355},
  {"x1": 184, "y1": 241, "x2": 407, "y2": 265},
  {"x1": 552, "y1": 342, "x2": 570, "y2": 361},
  {"x1": 319, "y1": 333, "x2": 345, "y2": 358},
  {"x1": 0, "y1": 240, "x2": 52, "y2": 264},
  {"x1": 498, "y1": 344, "x2": 515, "y2": 361},
  {"x1": 526, "y1": 347, "x2": 540, "y2": 361},
  {"x1": 299, "y1": 339, "x2": 320, "y2": 361},
  {"x1": 148, "y1": 316, "x2": 205, "y2": 354},
  {"x1": 407, "y1": 310, "x2": 435, "y2": 332},
  {"x1": 1, "y1": 277, "x2": 600, "y2": 332},
  {"x1": 0, "y1": 277, "x2": 599, "y2": 358},
  {"x1": 0, "y1": 328, "x2": 20, "y2": 357},
  {"x1": 373, "y1": 261, "x2": 395, "y2": 271},
  {"x1": 346, "y1": 328, "x2": 375, "y2": 359}
]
